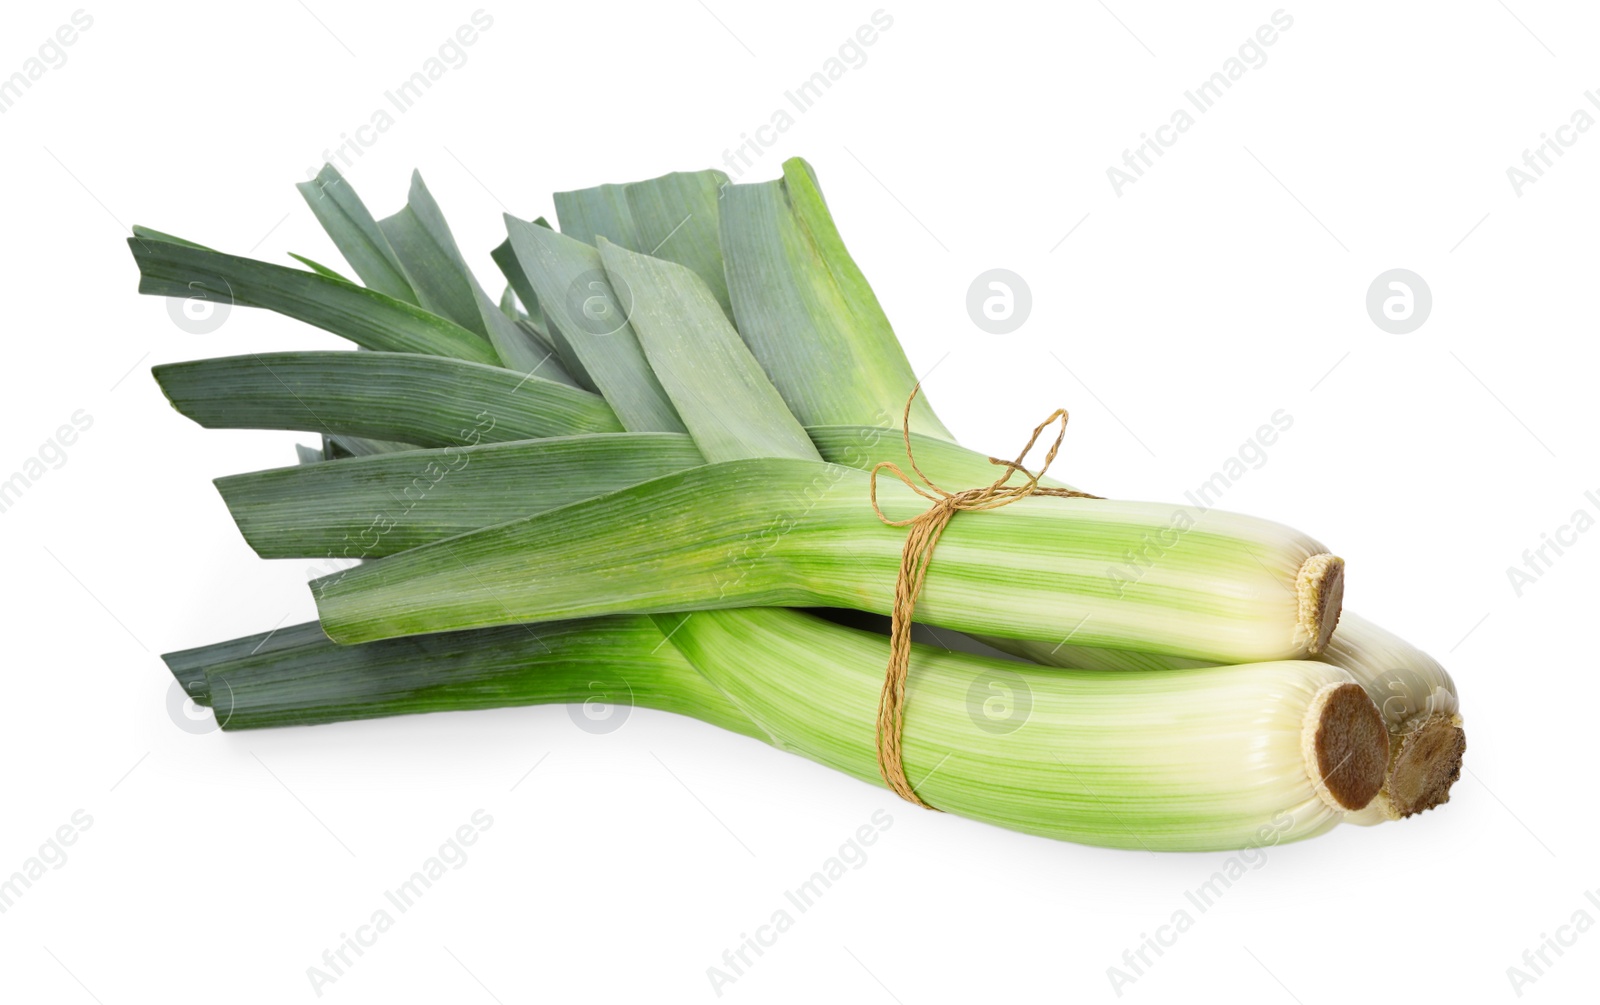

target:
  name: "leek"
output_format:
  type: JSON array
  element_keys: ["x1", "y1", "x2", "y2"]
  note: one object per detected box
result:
[
  {"x1": 308, "y1": 455, "x2": 1341, "y2": 661},
  {"x1": 170, "y1": 607, "x2": 1387, "y2": 852},
  {"x1": 127, "y1": 154, "x2": 1467, "y2": 852}
]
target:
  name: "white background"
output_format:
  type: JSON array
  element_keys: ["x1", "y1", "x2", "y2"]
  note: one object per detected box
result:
[{"x1": 1, "y1": 2, "x2": 1595, "y2": 1001}]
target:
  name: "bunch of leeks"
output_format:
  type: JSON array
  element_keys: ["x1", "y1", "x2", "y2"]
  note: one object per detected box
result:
[{"x1": 135, "y1": 157, "x2": 1462, "y2": 850}]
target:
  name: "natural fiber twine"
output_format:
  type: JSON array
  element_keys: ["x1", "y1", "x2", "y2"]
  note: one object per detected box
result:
[{"x1": 868, "y1": 386, "x2": 1099, "y2": 809}]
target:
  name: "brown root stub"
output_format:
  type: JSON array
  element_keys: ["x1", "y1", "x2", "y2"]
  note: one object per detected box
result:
[
  {"x1": 1385, "y1": 714, "x2": 1467, "y2": 818},
  {"x1": 1303, "y1": 682, "x2": 1389, "y2": 812},
  {"x1": 1296, "y1": 553, "x2": 1345, "y2": 655}
]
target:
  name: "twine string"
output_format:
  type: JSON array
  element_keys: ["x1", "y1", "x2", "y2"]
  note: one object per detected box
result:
[{"x1": 868, "y1": 385, "x2": 1100, "y2": 810}]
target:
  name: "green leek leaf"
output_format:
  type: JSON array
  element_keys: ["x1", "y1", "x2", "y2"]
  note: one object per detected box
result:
[
  {"x1": 623, "y1": 170, "x2": 733, "y2": 317},
  {"x1": 287, "y1": 253, "x2": 353, "y2": 284},
  {"x1": 502, "y1": 218, "x2": 687, "y2": 433},
  {"x1": 153, "y1": 351, "x2": 622, "y2": 447},
  {"x1": 598, "y1": 240, "x2": 819, "y2": 462},
  {"x1": 128, "y1": 235, "x2": 500, "y2": 365},
  {"x1": 720, "y1": 158, "x2": 952, "y2": 438},
  {"x1": 295, "y1": 164, "x2": 418, "y2": 303},
  {"x1": 217, "y1": 432, "x2": 705, "y2": 558},
  {"x1": 379, "y1": 172, "x2": 581, "y2": 383},
  {"x1": 553, "y1": 183, "x2": 639, "y2": 247}
]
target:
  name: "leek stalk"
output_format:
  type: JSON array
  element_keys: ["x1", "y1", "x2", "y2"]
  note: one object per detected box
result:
[{"x1": 171, "y1": 607, "x2": 1387, "y2": 852}]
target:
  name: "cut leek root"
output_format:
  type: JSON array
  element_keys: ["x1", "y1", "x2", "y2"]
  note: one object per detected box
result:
[
  {"x1": 168, "y1": 607, "x2": 1386, "y2": 852},
  {"x1": 1313, "y1": 614, "x2": 1464, "y2": 821}
]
